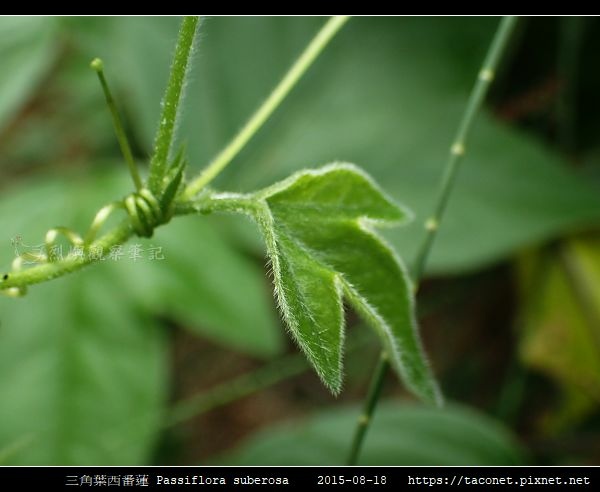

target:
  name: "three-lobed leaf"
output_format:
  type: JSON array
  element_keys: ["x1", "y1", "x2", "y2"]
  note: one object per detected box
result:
[
  {"x1": 205, "y1": 163, "x2": 441, "y2": 403},
  {"x1": 99, "y1": 17, "x2": 600, "y2": 275}
]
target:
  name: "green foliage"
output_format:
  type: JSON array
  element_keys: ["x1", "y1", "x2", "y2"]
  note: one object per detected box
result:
[
  {"x1": 0, "y1": 183, "x2": 167, "y2": 465},
  {"x1": 0, "y1": 167, "x2": 280, "y2": 463},
  {"x1": 97, "y1": 17, "x2": 600, "y2": 274},
  {"x1": 201, "y1": 164, "x2": 440, "y2": 401},
  {"x1": 0, "y1": 17, "x2": 56, "y2": 132},
  {"x1": 518, "y1": 237, "x2": 600, "y2": 432},
  {"x1": 120, "y1": 216, "x2": 282, "y2": 357},
  {"x1": 0, "y1": 271, "x2": 166, "y2": 465},
  {"x1": 219, "y1": 400, "x2": 526, "y2": 465},
  {"x1": 3, "y1": 15, "x2": 599, "y2": 467}
]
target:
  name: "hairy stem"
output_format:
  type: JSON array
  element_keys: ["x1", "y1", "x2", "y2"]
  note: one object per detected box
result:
[
  {"x1": 183, "y1": 15, "x2": 349, "y2": 199},
  {"x1": 2, "y1": 221, "x2": 133, "y2": 290},
  {"x1": 346, "y1": 16, "x2": 519, "y2": 466},
  {"x1": 148, "y1": 16, "x2": 199, "y2": 195},
  {"x1": 91, "y1": 58, "x2": 142, "y2": 191},
  {"x1": 1, "y1": 16, "x2": 347, "y2": 294}
]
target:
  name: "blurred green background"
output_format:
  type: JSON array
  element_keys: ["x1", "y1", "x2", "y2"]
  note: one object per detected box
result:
[{"x1": 0, "y1": 16, "x2": 599, "y2": 465}]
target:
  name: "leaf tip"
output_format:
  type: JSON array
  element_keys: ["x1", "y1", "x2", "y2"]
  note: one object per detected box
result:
[
  {"x1": 325, "y1": 378, "x2": 343, "y2": 397},
  {"x1": 410, "y1": 373, "x2": 444, "y2": 407}
]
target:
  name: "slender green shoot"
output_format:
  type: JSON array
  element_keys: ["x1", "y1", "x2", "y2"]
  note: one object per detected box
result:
[
  {"x1": 148, "y1": 16, "x2": 200, "y2": 195},
  {"x1": 1, "y1": 15, "x2": 347, "y2": 294},
  {"x1": 346, "y1": 16, "x2": 519, "y2": 466},
  {"x1": 183, "y1": 15, "x2": 350, "y2": 199},
  {"x1": 90, "y1": 58, "x2": 142, "y2": 191},
  {"x1": 411, "y1": 16, "x2": 518, "y2": 282}
]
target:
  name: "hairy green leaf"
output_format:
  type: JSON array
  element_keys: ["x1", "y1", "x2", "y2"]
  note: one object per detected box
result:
[
  {"x1": 217, "y1": 400, "x2": 526, "y2": 465},
  {"x1": 104, "y1": 17, "x2": 600, "y2": 274},
  {"x1": 205, "y1": 163, "x2": 440, "y2": 402}
]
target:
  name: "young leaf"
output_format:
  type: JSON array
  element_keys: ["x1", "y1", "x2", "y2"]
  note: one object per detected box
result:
[{"x1": 205, "y1": 163, "x2": 441, "y2": 403}]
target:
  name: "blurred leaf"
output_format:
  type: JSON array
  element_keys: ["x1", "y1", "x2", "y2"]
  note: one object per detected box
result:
[
  {"x1": 110, "y1": 215, "x2": 282, "y2": 357},
  {"x1": 519, "y1": 237, "x2": 600, "y2": 432},
  {"x1": 95, "y1": 17, "x2": 600, "y2": 274},
  {"x1": 207, "y1": 164, "x2": 439, "y2": 399},
  {"x1": 0, "y1": 163, "x2": 280, "y2": 462},
  {"x1": 0, "y1": 17, "x2": 56, "y2": 132},
  {"x1": 0, "y1": 172, "x2": 167, "y2": 464},
  {"x1": 0, "y1": 272, "x2": 166, "y2": 465},
  {"x1": 218, "y1": 400, "x2": 526, "y2": 465},
  {"x1": 164, "y1": 218, "x2": 282, "y2": 356},
  {"x1": 0, "y1": 434, "x2": 35, "y2": 464}
]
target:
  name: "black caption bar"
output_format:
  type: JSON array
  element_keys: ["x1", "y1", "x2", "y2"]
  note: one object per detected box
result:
[{"x1": 0, "y1": 466, "x2": 596, "y2": 490}]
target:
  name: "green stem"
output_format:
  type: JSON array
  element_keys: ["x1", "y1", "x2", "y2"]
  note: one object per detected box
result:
[
  {"x1": 91, "y1": 58, "x2": 142, "y2": 191},
  {"x1": 108, "y1": 289, "x2": 459, "y2": 456},
  {"x1": 0, "y1": 16, "x2": 347, "y2": 294},
  {"x1": 1, "y1": 221, "x2": 132, "y2": 290},
  {"x1": 346, "y1": 16, "x2": 519, "y2": 466},
  {"x1": 2, "y1": 17, "x2": 197, "y2": 292},
  {"x1": 148, "y1": 16, "x2": 199, "y2": 195},
  {"x1": 411, "y1": 16, "x2": 518, "y2": 282},
  {"x1": 347, "y1": 352, "x2": 389, "y2": 465},
  {"x1": 183, "y1": 15, "x2": 349, "y2": 199}
]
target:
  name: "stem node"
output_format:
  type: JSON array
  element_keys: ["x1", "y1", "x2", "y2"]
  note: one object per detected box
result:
[{"x1": 346, "y1": 16, "x2": 519, "y2": 466}]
